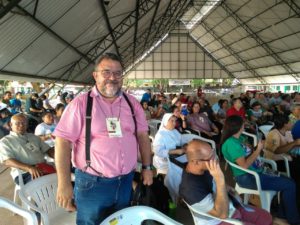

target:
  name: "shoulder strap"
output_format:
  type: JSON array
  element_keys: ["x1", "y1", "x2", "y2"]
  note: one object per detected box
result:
[
  {"x1": 85, "y1": 91, "x2": 93, "y2": 166},
  {"x1": 123, "y1": 93, "x2": 137, "y2": 138}
]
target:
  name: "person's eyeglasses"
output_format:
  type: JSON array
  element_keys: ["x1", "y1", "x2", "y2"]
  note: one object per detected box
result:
[
  {"x1": 13, "y1": 121, "x2": 27, "y2": 126},
  {"x1": 97, "y1": 70, "x2": 123, "y2": 79},
  {"x1": 191, "y1": 152, "x2": 216, "y2": 162}
]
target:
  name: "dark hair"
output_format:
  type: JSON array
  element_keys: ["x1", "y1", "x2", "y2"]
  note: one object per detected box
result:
[
  {"x1": 4, "y1": 91, "x2": 11, "y2": 95},
  {"x1": 218, "y1": 99, "x2": 228, "y2": 108},
  {"x1": 191, "y1": 102, "x2": 200, "y2": 113},
  {"x1": 15, "y1": 92, "x2": 22, "y2": 96},
  {"x1": 273, "y1": 114, "x2": 289, "y2": 130},
  {"x1": 232, "y1": 98, "x2": 241, "y2": 104},
  {"x1": 55, "y1": 103, "x2": 65, "y2": 112},
  {"x1": 31, "y1": 93, "x2": 39, "y2": 98},
  {"x1": 41, "y1": 110, "x2": 53, "y2": 118},
  {"x1": 221, "y1": 115, "x2": 244, "y2": 145},
  {"x1": 251, "y1": 101, "x2": 261, "y2": 108},
  {"x1": 170, "y1": 105, "x2": 179, "y2": 113},
  {"x1": 94, "y1": 52, "x2": 123, "y2": 70}
]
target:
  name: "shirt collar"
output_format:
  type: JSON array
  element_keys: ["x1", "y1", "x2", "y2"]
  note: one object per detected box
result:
[{"x1": 9, "y1": 131, "x2": 28, "y2": 137}]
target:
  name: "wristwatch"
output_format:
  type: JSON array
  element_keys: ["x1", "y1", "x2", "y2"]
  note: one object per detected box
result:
[{"x1": 142, "y1": 164, "x2": 154, "y2": 170}]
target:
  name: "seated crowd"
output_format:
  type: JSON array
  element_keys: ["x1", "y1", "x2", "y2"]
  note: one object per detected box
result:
[
  {"x1": 0, "y1": 90, "x2": 70, "y2": 184},
  {"x1": 0, "y1": 88, "x2": 300, "y2": 224},
  {"x1": 146, "y1": 89, "x2": 300, "y2": 224}
]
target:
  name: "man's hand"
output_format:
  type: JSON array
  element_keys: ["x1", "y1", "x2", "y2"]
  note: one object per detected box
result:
[
  {"x1": 205, "y1": 159, "x2": 225, "y2": 182},
  {"x1": 27, "y1": 165, "x2": 43, "y2": 179},
  {"x1": 142, "y1": 169, "x2": 153, "y2": 186},
  {"x1": 56, "y1": 183, "x2": 76, "y2": 212}
]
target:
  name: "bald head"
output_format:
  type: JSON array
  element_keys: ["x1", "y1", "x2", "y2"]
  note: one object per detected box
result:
[
  {"x1": 11, "y1": 113, "x2": 28, "y2": 134},
  {"x1": 186, "y1": 139, "x2": 213, "y2": 162}
]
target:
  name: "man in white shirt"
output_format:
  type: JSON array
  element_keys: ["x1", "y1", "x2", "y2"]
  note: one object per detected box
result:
[{"x1": 0, "y1": 113, "x2": 54, "y2": 184}]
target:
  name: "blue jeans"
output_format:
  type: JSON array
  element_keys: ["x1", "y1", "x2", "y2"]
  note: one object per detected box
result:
[
  {"x1": 235, "y1": 173, "x2": 300, "y2": 224},
  {"x1": 74, "y1": 169, "x2": 134, "y2": 225}
]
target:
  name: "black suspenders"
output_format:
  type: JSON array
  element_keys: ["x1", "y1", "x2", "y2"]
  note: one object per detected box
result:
[{"x1": 84, "y1": 91, "x2": 137, "y2": 174}]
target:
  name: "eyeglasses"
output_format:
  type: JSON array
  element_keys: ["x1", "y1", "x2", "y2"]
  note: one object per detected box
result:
[
  {"x1": 191, "y1": 151, "x2": 216, "y2": 162},
  {"x1": 96, "y1": 70, "x2": 123, "y2": 79},
  {"x1": 12, "y1": 121, "x2": 27, "y2": 126}
]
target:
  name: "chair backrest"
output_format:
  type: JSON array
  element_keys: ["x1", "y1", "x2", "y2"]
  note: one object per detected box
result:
[
  {"x1": 18, "y1": 173, "x2": 63, "y2": 225},
  {"x1": 165, "y1": 155, "x2": 185, "y2": 203},
  {"x1": 259, "y1": 125, "x2": 273, "y2": 139},
  {"x1": 183, "y1": 200, "x2": 244, "y2": 225},
  {"x1": 181, "y1": 133, "x2": 216, "y2": 151},
  {"x1": 148, "y1": 119, "x2": 161, "y2": 138},
  {"x1": 225, "y1": 159, "x2": 262, "y2": 193},
  {"x1": 242, "y1": 131, "x2": 258, "y2": 147},
  {"x1": 0, "y1": 197, "x2": 38, "y2": 225},
  {"x1": 100, "y1": 206, "x2": 183, "y2": 225}
]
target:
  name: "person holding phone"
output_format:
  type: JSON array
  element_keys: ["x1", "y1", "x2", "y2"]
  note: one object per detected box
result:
[{"x1": 222, "y1": 115, "x2": 300, "y2": 225}]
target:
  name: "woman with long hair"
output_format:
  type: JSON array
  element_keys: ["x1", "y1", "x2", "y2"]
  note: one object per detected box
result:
[{"x1": 221, "y1": 115, "x2": 300, "y2": 225}]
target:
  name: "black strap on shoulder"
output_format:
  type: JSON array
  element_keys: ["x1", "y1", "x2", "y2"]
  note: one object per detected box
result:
[
  {"x1": 85, "y1": 91, "x2": 93, "y2": 167},
  {"x1": 84, "y1": 91, "x2": 137, "y2": 172},
  {"x1": 122, "y1": 93, "x2": 137, "y2": 138}
]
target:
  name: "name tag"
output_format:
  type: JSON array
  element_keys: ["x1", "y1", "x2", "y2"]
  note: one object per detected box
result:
[
  {"x1": 25, "y1": 142, "x2": 39, "y2": 152},
  {"x1": 106, "y1": 117, "x2": 122, "y2": 138}
]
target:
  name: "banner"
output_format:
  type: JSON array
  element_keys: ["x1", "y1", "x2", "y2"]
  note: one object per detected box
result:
[{"x1": 169, "y1": 79, "x2": 191, "y2": 86}]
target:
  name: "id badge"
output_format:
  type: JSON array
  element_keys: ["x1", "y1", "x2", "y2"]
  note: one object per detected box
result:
[
  {"x1": 25, "y1": 142, "x2": 38, "y2": 152},
  {"x1": 106, "y1": 117, "x2": 122, "y2": 138}
]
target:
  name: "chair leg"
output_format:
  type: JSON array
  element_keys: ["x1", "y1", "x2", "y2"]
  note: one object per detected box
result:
[
  {"x1": 243, "y1": 194, "x2": 249, "y2": 204},
  {"x1": 260, "y1": 193, "x2": 272, "y2": 212}
]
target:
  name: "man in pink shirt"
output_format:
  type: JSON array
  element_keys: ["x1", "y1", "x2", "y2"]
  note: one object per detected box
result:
[{"x1": 54, "y1": 53, "x2": 153, "y2": 225}]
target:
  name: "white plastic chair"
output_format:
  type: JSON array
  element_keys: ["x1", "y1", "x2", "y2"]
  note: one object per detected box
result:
[
  {"x1": 0, "y1": 197, "x2": 38, "y2": 225},
  {"x1": 183, "y1": 200, "x2": 243, "y2": 225},
  {"x1": 165, "y1": 154, "x2": 187, "y2": 203},
  {"x1": 225, "y1": 158, "x2": 277, "y2": 212},
  {"x1": 148, "y1": 119, "x2": 161, "y2": 138},
  {"x1": 263, "y1": 150, "x2": 291, "y2": 177},
  {"x1": 258, "y1": 125, "x2": 273, "y2": 139},
  {"x1": 242, "y1": 131, "x2": 258, "y2": 147},
  {"x1": 18, "y1": 173, "x2": 76, "y2": 225},
  {"x1": 100, "y1": 206, "x2": 183, "y2": 225}
]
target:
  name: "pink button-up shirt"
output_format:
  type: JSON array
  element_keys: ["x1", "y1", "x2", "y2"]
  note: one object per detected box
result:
[{"x1": 53, "y1": 87, "x2": 148, "y2": 177}]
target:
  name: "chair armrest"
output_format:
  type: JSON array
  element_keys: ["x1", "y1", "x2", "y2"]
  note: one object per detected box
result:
[
  {"x1": 183, "y1": 199, "x2": 243, "y2": 225},
  {"x1": 225, "y1": 159, "x2": 262, "y2": 192},
  {"x1": 259, "y1": 157, "x2": 277, "y2": 171}
]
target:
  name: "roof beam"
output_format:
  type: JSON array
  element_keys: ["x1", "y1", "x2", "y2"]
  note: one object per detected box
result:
[
  {"x1": 123, "y1": 0, "x2": 190, "y2": 71},
  {"x1": 132, "y1": 0, "x2": 190, "y2": 64},
  {"x1": 15, "y1": 5, "x2": 93, "y2": 64},
  {"x1": 208, "y1": 15, "x2": 297, "y2": 59},
  {"x1": 142, "y1": 0, "x2": 161, "y2": 53},
  {"x1": 187, "y1": 34, "x2": 236, "y2": 79},
  {"x1": 98, "y1": 0, "x2": 121, "y2": 58},
  {"x1": 0, "y1": 0, "x2": 21, "y2": 19},
  {"x1": 200, "y1": 19, "x2": 267, "y2": 84},
  {"x1": 132, "y1": 0, "x2": 140, "y2": 62},
  {"x1": 57, "y1": 0, "x2": 158, "y2": 83},
  {"x1": 221, "y1": 2, "x2": 300, "y2": 82},
  {"x1": 283, "y1": 0, "x2": 300, "y2": 17},
  {"x1": 0, "y1": 70, "x2": 88, "y2": 85},
  {"x1": 199, "y1": 1, "x2": 283, "y2": 48}
]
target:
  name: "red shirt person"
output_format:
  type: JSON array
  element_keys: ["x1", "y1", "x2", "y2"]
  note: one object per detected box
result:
[{"x1": 226, "y1": 98, "x2": 246, "y2": 120}]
